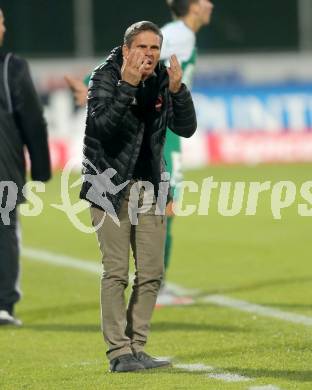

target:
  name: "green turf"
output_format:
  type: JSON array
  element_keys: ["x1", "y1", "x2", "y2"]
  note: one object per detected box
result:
[{"x1": 1, "y1": 164, "x2": 312, "y2": 389}]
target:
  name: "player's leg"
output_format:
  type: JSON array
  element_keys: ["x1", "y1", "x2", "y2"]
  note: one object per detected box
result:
[{"x1": 162, "y1": 129, "x2": 182, "y2": 282}]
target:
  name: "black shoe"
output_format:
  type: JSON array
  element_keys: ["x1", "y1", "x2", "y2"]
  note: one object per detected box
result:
[
  {"x1": 133, "y1": 351, "x2": 171, "y2": 369},
  {"x1": 109, "y1": 354, "x2": 145, "y2": 372},
  {"x1": 0, "y1": 310, "x2": 22, "y2": 326}
]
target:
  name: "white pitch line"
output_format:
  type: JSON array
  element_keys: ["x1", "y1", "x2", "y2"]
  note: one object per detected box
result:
[
  {"x1": 207, "y1": 373, "x2": 250, "y2": 382},
  {"x1": 203, "y1": 295, "x2": 312, "y2": 327},
  {"x1": 175, "y1": 363, "x2": 251, "y2": 383},
  {"x1": 162, "y1": 282, "x2": 200, "y2": 297},
  {"x1": 175, "y1": 363, "x2": 214, "y2": 372},
  {"x1": 23, "y1": 247, "x2": 289, "y2": 387},
  {"x1": 23, "y1": 247, "x2": 312, "y2": 328},
  {"x1": 23, "y1": 247, "x2": 101, "y2": 274},
  {"x1": 22, "y1": 247, "x2": 198, "y2": 296}
]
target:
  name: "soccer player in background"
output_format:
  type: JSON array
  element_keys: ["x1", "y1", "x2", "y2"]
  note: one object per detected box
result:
[{"x1": 156, "y1": 0, "x2": 213, "y2": 306}]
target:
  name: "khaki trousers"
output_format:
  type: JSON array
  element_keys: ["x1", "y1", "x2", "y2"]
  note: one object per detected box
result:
[{"x1": 90, "y1": 181, "x2": 166, "y2": 360}]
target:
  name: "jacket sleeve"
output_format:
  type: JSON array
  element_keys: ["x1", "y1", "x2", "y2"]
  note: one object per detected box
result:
[
  {"x1": 10, "y1": 56, "x2": 51, "y2": 182},
  {"x1": 87, "y1": 67, "x2": 138, "y2": 143},
  {"x1": 167, "y1": 84, "x2": 197, "y2": 138}
]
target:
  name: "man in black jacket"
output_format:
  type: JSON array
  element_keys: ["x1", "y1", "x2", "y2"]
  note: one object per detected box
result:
[
  {"x1": 0, "y1": 8, "x2": 51, "y2": 326},
  {"x1": 81, "y1": 21, "x2": 196, "y2": 372}
]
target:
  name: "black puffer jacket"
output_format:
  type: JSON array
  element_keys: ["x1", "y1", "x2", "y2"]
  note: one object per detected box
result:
[
  {"x1": 0, "y1": 52, "x2": 51, "y2": 204},
  {"x1": 80, "y1": 46, "x2": 197, "y2": 214}
]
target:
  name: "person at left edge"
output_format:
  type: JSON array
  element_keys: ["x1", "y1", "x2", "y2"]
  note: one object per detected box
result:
[{"x1": 0, "y1": 8, "x2": 51, "y2": 326}]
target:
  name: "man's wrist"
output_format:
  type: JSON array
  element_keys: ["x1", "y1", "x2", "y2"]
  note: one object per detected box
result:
[
  {"x1": 120, "y1": 77, "x2": 139, "y2": 87},
  {"x1": 169, "y1": 83, "x2": 183, "y2": 94},
  {"x1": 117, "y1": 80, "x2": 138, "y2": 90}
]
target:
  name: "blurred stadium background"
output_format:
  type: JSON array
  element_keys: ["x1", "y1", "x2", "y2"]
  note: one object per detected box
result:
[
  {"x1": 1, "y1": 1, "x2": 312, "y2": 389},
  {"x1": 2, "y1": 0, "x2": 312, "y2": 169}
]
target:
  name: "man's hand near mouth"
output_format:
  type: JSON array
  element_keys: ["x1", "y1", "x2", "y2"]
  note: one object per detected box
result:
[{"x1": 121, "y1": 49, "x2": 150, "y2": 86}]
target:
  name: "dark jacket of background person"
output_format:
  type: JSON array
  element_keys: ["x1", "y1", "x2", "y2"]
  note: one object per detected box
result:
[
  {"x1": 80, "y1": 46, "x2": 197, "y2": 214},
  {"x1": 0, "y1": 52, "x2": 51, "y2": 204}
]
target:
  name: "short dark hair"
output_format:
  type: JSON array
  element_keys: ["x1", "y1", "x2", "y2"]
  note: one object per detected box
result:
[
  {"x1": 166, "y1": 0, "x2": 198, "y2": 17},
  {"x1": 124, "y1": 21, "x2": 163, "y2": 48}
]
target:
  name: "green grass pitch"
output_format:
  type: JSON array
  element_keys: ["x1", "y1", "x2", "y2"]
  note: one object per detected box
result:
[{"x1": 1, "y1": 164, "x2": 312, "y2": 389}]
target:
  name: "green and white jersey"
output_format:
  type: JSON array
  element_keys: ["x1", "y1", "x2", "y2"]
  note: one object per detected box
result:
[
  {"x1": 161, "y1": 20, "x2": 197, "y2": 88},
  {"x1": 161, "y1": 20, "x2": 197, "y2": 200}
]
